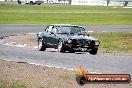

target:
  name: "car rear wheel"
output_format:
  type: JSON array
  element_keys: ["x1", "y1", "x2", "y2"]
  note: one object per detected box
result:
[
  {"x1": 38, "y1": 38, "x2": 46, "y2": 51},
  {"x1": 58, "y1": 40, "x2": 65, "y2": 53}
]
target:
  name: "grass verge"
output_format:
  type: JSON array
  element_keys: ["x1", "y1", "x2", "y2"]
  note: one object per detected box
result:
[
  {"x1": 0, "y1": 4, "x2": 132, "y2": 24},
  {"x1": 8, "y1": 34, "x2": 37, "y2": 46},
  {"x1": 90, "y1": 32, "x2": 132, "y2": 54},
  {"x1": 0, "y1": 80, "x2": 26, "y2": 88}
]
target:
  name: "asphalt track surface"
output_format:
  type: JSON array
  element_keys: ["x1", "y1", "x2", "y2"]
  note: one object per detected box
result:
[
  {"x1": 0, "y1": 24, "x2": 132, "y2": 37},
  {"x1": 0, "y1": 24, "x2": 132, "y2": 75}
]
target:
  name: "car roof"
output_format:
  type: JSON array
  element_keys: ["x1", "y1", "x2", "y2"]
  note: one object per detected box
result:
[{"x1": 50, "y1": 24, "x2": 82, "y2": 27}]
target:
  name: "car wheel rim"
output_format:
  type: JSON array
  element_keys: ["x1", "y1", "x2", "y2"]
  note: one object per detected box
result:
[
  {"x1": 38, "y1": 39, "x2": 42, "y2": 50},
  {"x1": 58, "y1": 41, "x2": 62, "y2": 51}
]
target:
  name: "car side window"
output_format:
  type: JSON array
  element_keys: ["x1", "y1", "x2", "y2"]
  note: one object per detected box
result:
[
  {"x1": 45, "y1": 26, "x2": 53, "y2": 33},
  {"x1": 51, "y1": 26, "x2": 57, "y2": 34},
  {"x1": 45, "y1": 27, "x2": 48, "y2": 32}
]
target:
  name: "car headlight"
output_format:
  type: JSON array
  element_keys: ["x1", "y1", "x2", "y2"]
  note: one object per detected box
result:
[
  {"x1": 95, "y1": 41, "x2": 100, "y2": 45},
  {"x1": 67, "y1": 39, "x2": 72, "y2": 43}
]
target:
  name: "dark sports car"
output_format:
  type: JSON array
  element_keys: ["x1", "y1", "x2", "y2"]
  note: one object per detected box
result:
[{"x1": 37, "y1": 24, "x2": 100, "y2": 55}]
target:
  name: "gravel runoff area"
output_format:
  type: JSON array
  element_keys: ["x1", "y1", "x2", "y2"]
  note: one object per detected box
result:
[{"x1": 0, "y1": 58, "x2": 132, "y2": 88}]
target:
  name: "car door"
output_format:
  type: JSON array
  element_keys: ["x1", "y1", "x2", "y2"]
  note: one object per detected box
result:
[
  {"x1": 44, "y1": 25, "x2": 54, "y2": 47},
  {"x1": 50, "y1": 26, "x2": 59, "y2": 48}
]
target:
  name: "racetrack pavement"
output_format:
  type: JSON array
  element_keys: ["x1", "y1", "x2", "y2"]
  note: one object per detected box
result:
[{"x1": 0, "y1": 24, "x2": 132, "y2": 37}]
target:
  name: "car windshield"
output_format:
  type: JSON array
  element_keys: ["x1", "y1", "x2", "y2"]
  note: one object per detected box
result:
[{"x1": 57, "y1": 26, "x2": 86, "y2": 34}]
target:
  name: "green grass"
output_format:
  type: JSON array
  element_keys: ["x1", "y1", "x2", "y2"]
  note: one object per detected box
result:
[
  {"x1": 90, "y1": 32, "x2": 132, "y2": 53},
  {"x1": 0, "y1": 4, "x2": 132, "y2": 24},
  {"x1": 0, "y1": 80, "x2": 26, "y2": 88}
]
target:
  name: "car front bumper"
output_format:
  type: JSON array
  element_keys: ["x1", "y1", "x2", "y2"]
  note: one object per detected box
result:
[{"x1": 66, "y1": 43, "x2": 99, "y2": 52}]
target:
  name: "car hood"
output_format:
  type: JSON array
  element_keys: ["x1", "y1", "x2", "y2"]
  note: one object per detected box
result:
[{"x1": 59, "y1": 34, "x2": 98, "y2": 41}]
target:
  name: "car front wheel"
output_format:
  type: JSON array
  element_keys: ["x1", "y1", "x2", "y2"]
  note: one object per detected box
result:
[
  {"x1": 69, "y1": 49, "x2": 75, "y2": 53},
  {"x1": 89, "y1": 48, "x2": 98, "y2": 55},
  {"x1": 58, "y1": 40, "x2": 65, "y2": 53},
  {"x1": 38, "y1": 38, "x2": 46, "y2": 51}
]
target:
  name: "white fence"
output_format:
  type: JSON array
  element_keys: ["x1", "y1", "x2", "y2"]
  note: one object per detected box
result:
[
  {"x1": 46, "y1": 0, "x2": 71, "y2": 4},
  {"x1": 0, "y1": 0, "x2": 72, "y2": 4},
  {"x1": 71, "y1": 0, "x2": 132, "y2": 6},
  {"x1": 108, "y1": 1, "x2": 132, "y2": 6},
  {"x1": 71, "y1": 0, "x2": 107, "y2": 6}
]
